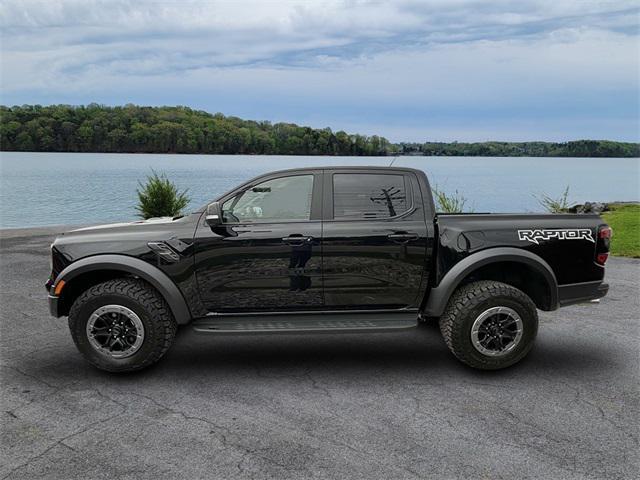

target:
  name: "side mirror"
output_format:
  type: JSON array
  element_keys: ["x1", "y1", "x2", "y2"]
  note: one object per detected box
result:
[{"x1": 205, "y1": 202, "x2": 222, "y2": 227}]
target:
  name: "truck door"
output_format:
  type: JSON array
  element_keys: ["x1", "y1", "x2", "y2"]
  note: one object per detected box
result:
[
  {"x1": 321, "y1": 169, "x2": 429, "y2": 310},
  {"x1": 193, "y1": 171, "x2": 324, "y2": 313}
]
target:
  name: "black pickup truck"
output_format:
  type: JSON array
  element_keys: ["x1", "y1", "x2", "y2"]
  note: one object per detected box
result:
[{"x1": 47, "y1": 167, "x2": 610, "y2": 372}]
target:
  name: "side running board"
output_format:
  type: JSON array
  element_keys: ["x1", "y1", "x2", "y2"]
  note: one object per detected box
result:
[{"x1": 191, "y1": 311, "x2": 418, "y2": 334}]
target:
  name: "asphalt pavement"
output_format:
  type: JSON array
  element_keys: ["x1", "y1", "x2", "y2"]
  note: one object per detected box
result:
[{"x1": 1, "y1": 226, "x2": 638, "y2": 479}]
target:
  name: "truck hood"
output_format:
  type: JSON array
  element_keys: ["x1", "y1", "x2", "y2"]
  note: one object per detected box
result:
[
  {"x1": 52, "y1": 213, "x2": 201, "y2": 263},
  {"x1": 70, "y1": 216, "x2": 176, "y2": 233}
]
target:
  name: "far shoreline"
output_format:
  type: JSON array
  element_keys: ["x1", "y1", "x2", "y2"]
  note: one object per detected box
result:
[
  {"x1": 1, "y1": 151, "x2": 639, "y2": 159},
  {"x1": 3, "y1": 105, "x2": 639, "y2": 158}
]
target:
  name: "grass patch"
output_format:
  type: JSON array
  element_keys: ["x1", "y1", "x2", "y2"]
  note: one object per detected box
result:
[{"x1": 602, "y1": 204, "x2": 640, "y2": 258}]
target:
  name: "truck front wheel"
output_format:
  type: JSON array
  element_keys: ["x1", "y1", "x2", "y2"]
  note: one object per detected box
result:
[
  {"x1": 68, "y1": 278, "x2": 177, "y2": 372},
  {"x1": 439, "y1": 280, "x2": 538, "y2": 370}
]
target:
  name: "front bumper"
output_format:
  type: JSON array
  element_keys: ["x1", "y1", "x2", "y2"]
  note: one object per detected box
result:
[
  {"x1": 48, "y1": 292, "x2": 60, "y2": 317},
  {"x1": 46, "y1": 278, "x2": 61, "y2": 317},
  {"x1": 558, "y1": 281, "x2": 609, "y2": 307}
]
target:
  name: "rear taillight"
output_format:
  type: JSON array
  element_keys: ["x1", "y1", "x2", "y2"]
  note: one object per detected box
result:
[
  {"x1": 596, "y1": 225, "x2": 612, "y2": 265},
  {"x1": 596, "y1": 253, "x2": 609, "y2": 265},
  {"x1": 599, "y1": 226, "x2": 612, "y2": 239}
]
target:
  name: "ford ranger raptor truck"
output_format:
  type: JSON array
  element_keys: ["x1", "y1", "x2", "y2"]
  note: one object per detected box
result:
[{"x1": 46, "y1": 167, "x2": 611, "y2": 372}]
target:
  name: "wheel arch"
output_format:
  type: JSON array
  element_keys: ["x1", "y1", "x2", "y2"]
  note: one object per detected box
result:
[
  {"x1": 52, "y1": 254, "x2": 192, "y2": 324},
  {"x1": 423, "y1": 248, "x2": 559, "y2": 317}
]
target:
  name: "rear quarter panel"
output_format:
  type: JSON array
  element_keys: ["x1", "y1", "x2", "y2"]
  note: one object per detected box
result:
[{"x1": 435, "y1": 213, "x2": 606, "y2": 286}]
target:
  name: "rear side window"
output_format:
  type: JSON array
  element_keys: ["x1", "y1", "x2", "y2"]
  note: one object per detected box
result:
[{"x1": 333, "y1": 173, "x2": 409, "y2": 219}]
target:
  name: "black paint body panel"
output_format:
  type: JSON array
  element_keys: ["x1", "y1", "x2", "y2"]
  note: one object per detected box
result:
[
  {"x1": 49, "y1": 214, "x2": 207, "y2": 320},
  {"x1": 321, "y1": 169, "x2": 433, "y2": 310},
  {"x1": 435, "y1": 213, "x2": 605, "y2": 286},
  {"x1": 193, "y1": 220, "x2": 324, "y2": 312}
]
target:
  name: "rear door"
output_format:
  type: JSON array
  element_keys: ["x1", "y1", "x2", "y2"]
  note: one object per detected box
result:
[{"x1": 321, "y1": 169, "x2": 430, "y2": 310}]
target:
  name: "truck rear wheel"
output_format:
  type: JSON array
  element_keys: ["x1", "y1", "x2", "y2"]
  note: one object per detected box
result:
[
  {"x1": 68, "y1": 278, "x2": 177, "y2": 372},
  {"x1": 439, "y1": 280, "x2": 538, "y2": 370}
]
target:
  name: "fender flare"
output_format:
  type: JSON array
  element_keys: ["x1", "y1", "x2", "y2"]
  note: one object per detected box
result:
[
  {"x1": 53, "y1": 254, "x2": 192, "y2": 324},
  {"x1": 423, "y1": 247, "x2": 558, "y2": 317}
]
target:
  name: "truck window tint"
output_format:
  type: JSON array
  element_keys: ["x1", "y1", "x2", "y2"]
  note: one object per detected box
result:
[
  {"x1": 222, "y1": 175, "x2": 314, "y2": 222},
  {"x1": 333, "y1": 174, "x2": 408, "y2": 219}
]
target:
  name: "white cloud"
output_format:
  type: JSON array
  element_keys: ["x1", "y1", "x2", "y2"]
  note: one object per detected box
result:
[
  {"x1": 2, "y1": 0, "x2": 637, "y2": 76},
  {"x1": 0, "y1": 0, "x2": 638, "y2": 141}
]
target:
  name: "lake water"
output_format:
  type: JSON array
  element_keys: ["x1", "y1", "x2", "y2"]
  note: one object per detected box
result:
[{"x1": 0, "y1": 152, "x2": 638, "y2": 229}]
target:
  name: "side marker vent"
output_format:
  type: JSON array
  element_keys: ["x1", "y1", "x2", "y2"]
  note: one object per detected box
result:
[{"x1": 148, "y1": 242, "x2": 180, "y2": 262}]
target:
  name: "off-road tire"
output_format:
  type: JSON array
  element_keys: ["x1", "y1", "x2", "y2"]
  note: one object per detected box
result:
[
  {"x1": 439, "y1": 280, "x2": 538, "y2": 370},
  {"x1": 68, "y1": 278, "x2": 177, "y2": 372}
]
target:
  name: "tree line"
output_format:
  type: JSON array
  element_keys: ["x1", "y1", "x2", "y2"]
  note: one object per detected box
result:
[
  {"x1": 1, "y1": 104, "x2": 638, "y2": 157},
  {"x1": 0, "y1": 104, "x2": 391, "y2": 156},
  {"x1": 396, "y1": 140, "x2": 639, "y2": 158}
]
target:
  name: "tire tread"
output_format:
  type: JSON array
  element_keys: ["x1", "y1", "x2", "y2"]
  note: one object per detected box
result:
[
  {"x1": 68, "y1": 278, "x2": 177, "y2": 372},
  {"x1": 439, "y1": 280, "x2": 538, "y2": 370}
]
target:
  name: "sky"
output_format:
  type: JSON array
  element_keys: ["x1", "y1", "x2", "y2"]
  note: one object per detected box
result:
[{"x1": 1, "y1": 0, "x2": 639, "y2": 142}]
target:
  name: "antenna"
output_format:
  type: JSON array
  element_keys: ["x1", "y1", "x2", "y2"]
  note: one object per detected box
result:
[{"x1": 388, "y1": 155, "x2": 398, "y2": 167}]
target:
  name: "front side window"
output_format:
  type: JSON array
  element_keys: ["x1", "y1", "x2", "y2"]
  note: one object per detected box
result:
[
  {"x1": 333, "y1": 173, "x2": 409, "y2": 219},
  {"x1": 222, "y1": 175, "x2": 314, "y2": 223}
]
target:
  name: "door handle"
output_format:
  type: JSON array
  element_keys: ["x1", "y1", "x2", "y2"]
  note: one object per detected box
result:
[
  {"x1": 387, "y1": 232, "x2": 418, "y2": 243},
  {"x1": 282, "y1": 235, "x2": 314, "y2": 245}
]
